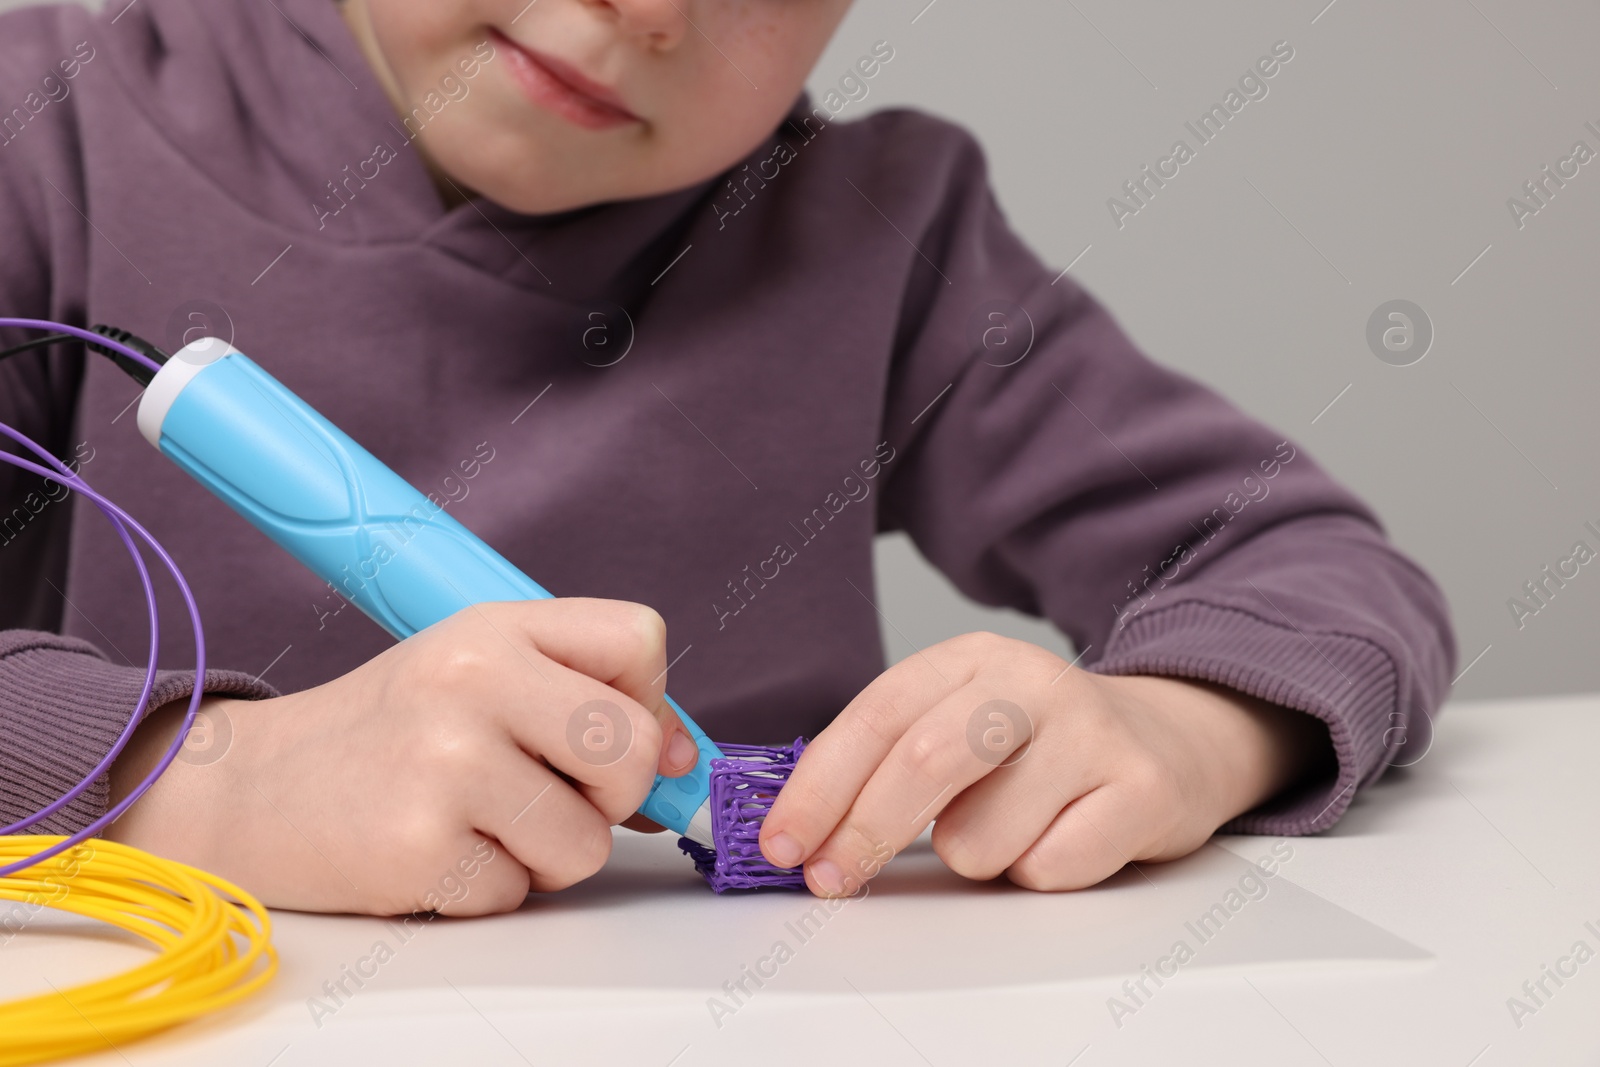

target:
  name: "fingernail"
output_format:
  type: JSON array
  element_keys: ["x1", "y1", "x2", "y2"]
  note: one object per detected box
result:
[
  {"x1": 765, "y1": 832, "x2": 803, "y2": 868},
  {"x1": 809, "y1": 859, "x2": 845, "y2": 896},
  {"x1": 666, "y1": 730, "x2": 697, "y2": 772}
]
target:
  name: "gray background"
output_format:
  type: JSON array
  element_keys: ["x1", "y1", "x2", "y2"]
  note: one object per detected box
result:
[{"x1": 5, "y1": 0, "x2": 1594, "y2": 700}]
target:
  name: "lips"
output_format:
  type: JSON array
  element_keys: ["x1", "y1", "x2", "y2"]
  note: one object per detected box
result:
[{"x1": 491, "y1": 29, "x2": 640, "y2": 130}]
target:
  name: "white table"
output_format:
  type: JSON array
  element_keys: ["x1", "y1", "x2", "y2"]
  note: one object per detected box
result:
[{"x1": 5, "y1": 692, "x2": 1598, "y2": 1066}]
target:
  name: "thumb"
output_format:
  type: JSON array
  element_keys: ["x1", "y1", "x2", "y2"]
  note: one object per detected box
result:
[{"x1": 651, "y1": 695, "x2": 700, "y2": 779}]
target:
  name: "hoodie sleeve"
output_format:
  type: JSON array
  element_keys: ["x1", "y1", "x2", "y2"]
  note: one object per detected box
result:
[
  {"x1": 0, "y1": 5, "x2": 281, "y2": 837},
  {"x1": 869, "y1": 112, "x2": 1456, "y2": 834}
]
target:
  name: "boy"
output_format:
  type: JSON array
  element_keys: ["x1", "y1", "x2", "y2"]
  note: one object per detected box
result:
[{"x1": 0, "y1": 0, "x2": 1454, "y2": 914}]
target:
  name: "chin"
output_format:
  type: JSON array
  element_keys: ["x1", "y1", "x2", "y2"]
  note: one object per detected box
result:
[
  {"x1": 427, "y1": 121, "x2": 750, "y2": 215},
  {"x1": 467, "y1": 161, "x2": 715, "y2": 215},
  {"x1": 474, "y1": 180, "x2": 611, "y2": 215}
]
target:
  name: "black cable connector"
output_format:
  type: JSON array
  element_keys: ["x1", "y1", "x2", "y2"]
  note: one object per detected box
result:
[
  {"x1": 87, "y1": 325, "x2": 170, "y2": 387},
  {"x1": 0, "y1": 324, "x2": 171, "y2": 387}
]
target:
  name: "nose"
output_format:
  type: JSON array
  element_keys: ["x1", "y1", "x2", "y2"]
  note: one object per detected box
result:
[{"x1": 582, "y1": 0, "x2": 689, "y2": 51}]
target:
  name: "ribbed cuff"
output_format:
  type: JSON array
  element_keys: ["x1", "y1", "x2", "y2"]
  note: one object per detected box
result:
[
  {"x1": 0, "y1": 630, "x2": 281, "y2": 836},
  {"x1": 1088, "y1": 599, "x2": 1400, "y2": 836}
]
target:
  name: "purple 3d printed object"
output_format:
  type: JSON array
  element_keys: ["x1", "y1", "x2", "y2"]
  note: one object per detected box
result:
[{"x1": 679, "y1": 738, "x2": 810, "y2": 893}]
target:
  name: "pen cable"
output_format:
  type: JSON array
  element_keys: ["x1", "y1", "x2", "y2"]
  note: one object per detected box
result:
[{"x1": 0, "y1": 318, "x2": 191, "y2": 877}]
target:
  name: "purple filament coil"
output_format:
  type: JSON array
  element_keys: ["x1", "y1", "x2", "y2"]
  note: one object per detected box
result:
[{"x1": 679, "y1": 738, "x2": 810, "y2": 893}]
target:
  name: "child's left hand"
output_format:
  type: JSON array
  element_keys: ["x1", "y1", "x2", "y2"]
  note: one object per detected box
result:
[{"x1": 758, "y1": 632, "x2": 1331, "y2": 896}]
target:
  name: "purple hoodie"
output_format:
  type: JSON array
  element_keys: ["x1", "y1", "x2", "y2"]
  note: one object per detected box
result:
[{"x1": 0, "y1": 0, "x2": 1455, "y2": 838}]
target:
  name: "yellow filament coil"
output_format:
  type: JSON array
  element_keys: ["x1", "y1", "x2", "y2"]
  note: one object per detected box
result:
[{"x1": 0, "y1": 836, "x2": 277, "y2": 1066}]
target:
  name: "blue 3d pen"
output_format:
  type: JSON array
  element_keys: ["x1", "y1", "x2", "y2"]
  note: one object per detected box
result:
[{"x1": 135, "y1": 336, "x2": 722, "y2": 847}]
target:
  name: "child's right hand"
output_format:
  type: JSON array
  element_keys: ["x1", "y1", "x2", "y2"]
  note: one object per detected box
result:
[{"x1": 105, "y1": 598, "x2": 696, "y2": 915}]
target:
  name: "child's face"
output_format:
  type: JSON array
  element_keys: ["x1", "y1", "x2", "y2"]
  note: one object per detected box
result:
[{"x1": 340, "y1": 0, "x2": 853, "y2": 213}]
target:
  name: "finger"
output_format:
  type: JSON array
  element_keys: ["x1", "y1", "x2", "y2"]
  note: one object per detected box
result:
[
  {"x1": 428, "y1": 835, "x2": 532, "y2": 917},
  {"x1": 493, "y1": 598, "x2": 669, "y2": 709},
  {"x1": 470, "y1": 747, "x2": 615, "y2": 893},
  {"x1": 441, "y1": 604, "x2": 665, "y2": 822},
  {"x1": 491, "y1": 599, "x2": 697, "y2": 778},
  {"x1": 932, "y1": 734, "x2": 1102, "y2": 882},
  {"x1": 651, "y1": 699, "x2": 698, "y2": 779},
  {"x1": 1005, "y1": 783, "x2": 1154, "y2": 892},
  {"x1": 797, "y1": 679, "x2": 1019, "y2": 896},
  {"x1": 504, "y1": 659, "x2": 664, "y2": 825},
  {"x1": 620, "y1": 813, "x2": 668, "y2": 834},
  {"x1": 759, "y1": 650, "x2": 961, "y2": 872}
]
